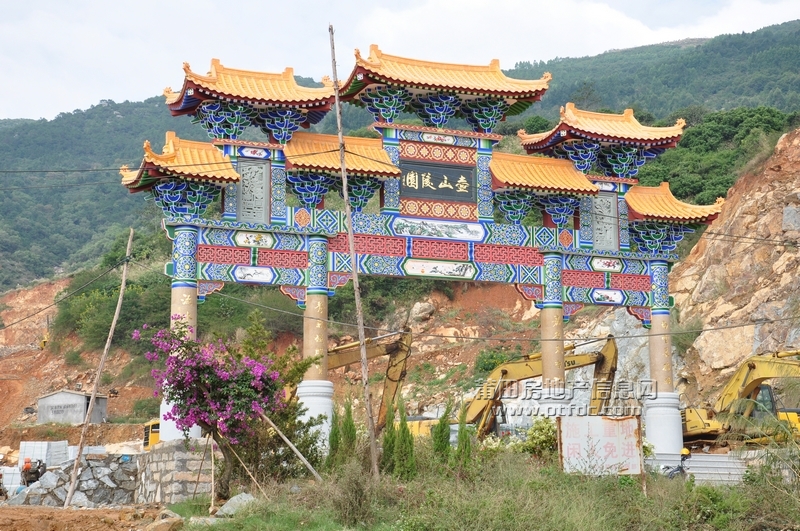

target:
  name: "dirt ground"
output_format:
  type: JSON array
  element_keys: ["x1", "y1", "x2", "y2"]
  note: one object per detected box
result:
[{"x1": 0, "y1": 505, "x2": 163, "y2": 531}]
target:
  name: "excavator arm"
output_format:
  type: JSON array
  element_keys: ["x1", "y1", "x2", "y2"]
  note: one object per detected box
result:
[
  {"x1": 683, "y1": 350, "x2": 800, "y2": 443},
  {"x1": 468, "y1": 336, "x2": 618, "y2": 438}
]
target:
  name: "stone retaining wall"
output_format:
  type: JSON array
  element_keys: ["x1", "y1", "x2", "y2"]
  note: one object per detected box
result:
[
  {"x1": 5, "y1": 453, "x2": 137, "y2": 507},
  {"x1": 136, "y1": 438, "x2": 215, "y2": 504}
]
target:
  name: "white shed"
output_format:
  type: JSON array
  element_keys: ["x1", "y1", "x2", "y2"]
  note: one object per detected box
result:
[{"x1": 36, "y1": 390, "x2": 107, "y2": 424}]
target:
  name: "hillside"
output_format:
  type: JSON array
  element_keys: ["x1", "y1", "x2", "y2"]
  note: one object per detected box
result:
[
  {"x1": 1, "y1": 21, "x2": 799, "y2": 293},
  {"x1": 505, "y1": 20, "x2": 800, "y2": 119}
]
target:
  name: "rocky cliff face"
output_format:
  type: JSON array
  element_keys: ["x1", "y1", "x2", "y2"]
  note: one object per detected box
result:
[
  {"x1": 669, "y1": 128, "x2": 800, "y2": 401},
  {"x1": 564, "y1": 130, "x2": 800, "y2": 409}
]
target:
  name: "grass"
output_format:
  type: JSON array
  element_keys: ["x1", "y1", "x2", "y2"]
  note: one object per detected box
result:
[{"x1": 180, "y1": 438, "x2": 800, "y2": 531}]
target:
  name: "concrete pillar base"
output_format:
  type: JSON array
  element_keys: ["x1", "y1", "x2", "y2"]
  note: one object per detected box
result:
[
  {"x1": 296, "y1": 380, "x2": 334, "y2": 441},
  {"x1": 537, "y1": 388, "x2": 573, "y2": 418},
  {"x1": 644, "y1": 392, "x2": 683, "y2": 454},
  {"x1": 158, "y1": 400, "x2": 201, "y2": 442}
]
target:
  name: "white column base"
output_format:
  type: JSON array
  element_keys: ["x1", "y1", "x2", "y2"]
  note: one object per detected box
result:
[
  {"x1": 296, "y1": 380, "x2": 334, "y2": 442},
  {"x1": 537, "y1": 388, "x2": 573, "y2": 418},
  {"x1": 158, "y1": 400, "x2": 202, "y2": 442},
  {"x1": 644, "y1": 392, "x2": 683, "y2": 454}
]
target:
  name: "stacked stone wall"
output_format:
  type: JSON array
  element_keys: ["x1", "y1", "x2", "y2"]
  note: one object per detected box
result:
[
  {"x1": 5, "y1": 453, "x2": 137, "y2": 507},
  {"x1": 136, "y1": 438, "x2": 215, "y2": 504}
]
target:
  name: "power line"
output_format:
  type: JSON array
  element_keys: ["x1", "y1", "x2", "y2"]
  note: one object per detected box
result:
[
  {"x1": 127, "y1": 259, "x2": 800, "y2": 349},
  {"x1": 0, "y1": 257, "x2": 130, "y2": 332}
]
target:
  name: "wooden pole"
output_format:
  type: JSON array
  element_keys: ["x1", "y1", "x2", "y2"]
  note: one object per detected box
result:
[
  {"x1": 259, "y1": 412, "x2": 322, "y2": 482},
  {"x1": 64, "y1": 228, "x2": 134, "y2": 507},
  {"x1": 210, "y1": 442, "x2": 216, "y2": 513},
  {"x1": 328, "y1": 23, "x2": 380, "y2": 478}
]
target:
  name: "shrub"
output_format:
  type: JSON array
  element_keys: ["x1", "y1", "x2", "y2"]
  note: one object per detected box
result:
[
  {"x1": 431, "y1": 400, "x2": 453, "y2": 464},
  {"x1": 64, "y1": 349, "x2": 84, "y2": 366},
  {"x1": 132, "y1": 397, "x2": 160, "y2": 419},
  {"x1": 474, "y1": 348, "x2": 511, "y2": 376},
  {"x1": 519, "y1": 417, "x2": 557, "y2": 457},
  {"x1": 342, "y1": 400, "x2": 357, "y2": 451},
  {"x1": 453, "y1": 405, "x2": 472, "y2": 471},
  {"x1": 394, "y1": 399, "x2": 416, "y2": 481},
  {"x1": 326, "y1": 407, "x2": 341, "y2": 470}
]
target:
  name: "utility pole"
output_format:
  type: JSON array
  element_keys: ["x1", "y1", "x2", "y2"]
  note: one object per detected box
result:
[
  {"x1": 64, "y1": 228, "x2": 134, "y2": 507},
  {"x1": 328, "y1": 24, "x2": 380, "y2": 477}
]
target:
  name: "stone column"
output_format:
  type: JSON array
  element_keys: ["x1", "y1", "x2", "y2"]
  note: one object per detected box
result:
[
  {"x1": 170, "y1": 225, "x2": 198, "y2": 339},
  {"x1": 296, "y1": 235, "x2": 334, "y2": 436},
  {"x1": 163, "y1": 224, "x2": 201, "y2": 441},
  {"x1": 540, "y1": 252, "x2": 569, "y2": 415},
  {"x1": 644, "y1": 259, "x2": 683, "y2": 454}
]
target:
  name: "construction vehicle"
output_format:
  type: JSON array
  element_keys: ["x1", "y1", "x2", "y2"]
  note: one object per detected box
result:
[
  {"x1": 21, "y1": 457, "x2": 46, "y2": 487},
  {"x1": 406, "y1": 336, "x2": 618, "y2": 439},
  {"x1": 143, "y1": 419, "x2": 161, "y2": 451},
  {"x1": 682, "y1": 349, "x2": 800, "y2": 445},
  {"x1": 142, "y1": 330, "x2": 413, "y2": 449}
]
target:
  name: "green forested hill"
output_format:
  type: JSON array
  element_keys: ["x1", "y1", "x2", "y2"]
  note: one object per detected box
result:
[
  {"x1": 505, "y1": 20, "x2": 800, "y2": 118},
  {"x1": 1, "y1": 20, "x2": 799, "y2": 292},
  {"x1": 0, "y1": 98, "x2": 205, "y2": 290}
]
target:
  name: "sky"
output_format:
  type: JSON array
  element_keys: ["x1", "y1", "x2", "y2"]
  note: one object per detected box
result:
[{"x1": 1, "y1": 0, "x2": 799, "y2": 120}]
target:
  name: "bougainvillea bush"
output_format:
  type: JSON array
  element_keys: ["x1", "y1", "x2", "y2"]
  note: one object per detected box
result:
[
  {"x1": 142, "y1": 317, "x2": 284, "y2": 445},
  {"x1": 136, "y1": 315, "x2": 292, "y2": 496}
]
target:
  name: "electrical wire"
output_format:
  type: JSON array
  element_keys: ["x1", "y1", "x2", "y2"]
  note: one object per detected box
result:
[
  {"x1": 0, "y1": 256, "x2": 130, "y2": 331},
  {"x1": 125, "y1": 259, "x2": 800, "y2": 349}
]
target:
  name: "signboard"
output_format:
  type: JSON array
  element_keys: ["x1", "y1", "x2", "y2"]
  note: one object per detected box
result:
[
  {"x1": 399, "y1": 161, "x2": 476, "y2": 202},
  {"x1": 558, "y1": 416, "x2": 643, "y2": 475}
]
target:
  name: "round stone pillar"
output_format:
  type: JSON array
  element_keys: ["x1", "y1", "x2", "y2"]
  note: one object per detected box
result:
[
  {"x1": 296, "y1": 235, "x2": 334, "y2": 436},
  {"x1": 163, "y1": 224, "x2": 200, "y2": 441},
  {"x1": 540, "y1": 252, "x2": 569, "y2": 414},
  {"x1": 170, "y1": 225, "x2": 198, "y2": 338},
  {"x1": 644, "y1": 259, "x2": 682, "y2": 454}
]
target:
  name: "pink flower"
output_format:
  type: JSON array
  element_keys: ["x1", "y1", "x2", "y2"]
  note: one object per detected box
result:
[{"x1": 131, "y1": 329, "x2": 141, "y2": 341}]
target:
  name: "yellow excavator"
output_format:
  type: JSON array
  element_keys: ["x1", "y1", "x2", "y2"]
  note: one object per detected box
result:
[
  {"x1": 682, "y1": 349, "x2": 800, "y2": 445},
  {"x1": 323, "y1": 329, "x2": 413, "y2": 430},
  {"x1": 144, "y1": 330, "x2": 413, "y2": 450},
  {"x1": 406, "y1": 336, "x2": 618, "y2": 439}
]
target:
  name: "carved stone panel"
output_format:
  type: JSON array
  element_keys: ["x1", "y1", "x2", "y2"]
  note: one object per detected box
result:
[
  {"x1": 236, "y1": 161, "x2": 270, "y2": 224},
  {"x1": 592, "y1": 192, "x2": 619, "y2": 251}
]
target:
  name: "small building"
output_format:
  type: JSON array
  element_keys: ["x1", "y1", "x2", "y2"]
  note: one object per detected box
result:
[{"x1": 36, "y1": 390, "x2": 107, "y2": 425}]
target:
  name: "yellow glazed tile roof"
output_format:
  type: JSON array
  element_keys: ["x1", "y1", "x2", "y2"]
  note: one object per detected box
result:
[
  {"x1": 349, "y1": 44, "x2": 551, "y2": 95},
  {"x1": 121, "y1": 131, "x2": 238, "y2": 190},
  {"x1": 625, "y1": 182, "x2": 724, "y2": 222},
  {"x1": 284, "y1": 132, "x2": 400, "y2": 177},
  {"x1": 519, "y1": 102, "x2": 685, "y2": 145},
  {"x1": 490, "y1": 152, "x2": 598, "y2": 194},
  {"x1": 164, "y1": 58, "x2": 335, "y2": 105}
]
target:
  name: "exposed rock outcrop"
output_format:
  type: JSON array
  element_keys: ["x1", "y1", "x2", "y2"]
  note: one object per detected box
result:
[{"x1": 670, "y1": 129, "x2": 800, "y2": 398}]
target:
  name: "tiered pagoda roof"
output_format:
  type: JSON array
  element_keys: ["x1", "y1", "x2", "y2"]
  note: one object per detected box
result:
[
  {"x1": 625, "y1": 182, "x2": 724, "y2": 223},
  {"x1": 519, "y1": 102, "x2": 686, "y2": 153},
  {"x1": 163, "y1": 59, "x2": 335, "y2": 123},
  {"x1": 490, "y1": 153, "x2": 598, "y2": 195},
  {"x1": 120, "y1": 131, "x2": 238, "y2": 193},
  {"x1": 341, "y1": 44, "x2": 551, "y2": 116},
  {"x1": 283, "y1": 132, "x2": 401, "y2": 178}
]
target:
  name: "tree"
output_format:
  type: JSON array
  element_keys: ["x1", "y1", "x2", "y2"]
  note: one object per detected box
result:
[
  {"x1": 454, "y1": 404, "x2": 472, "y2": 472},
  {"x1": 142, "y1": 318, "x2": 285, "y2": 498},
  {"x1": 431, "y1": 400, "x2": 453, "y2": 464},
  {"x1": 326, "y1": 407, "x2": 342, "y2": 470},
  {"x1": 393, "y1": 399, "x2": 416, "y2": 481}
]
